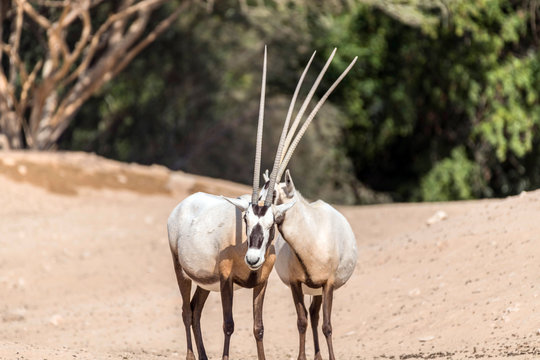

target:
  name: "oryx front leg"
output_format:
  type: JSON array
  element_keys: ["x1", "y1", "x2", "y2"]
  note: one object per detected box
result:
[
  {"x1": 220, "y1": 277, "x2": 235, "y2": 360},
  {"x1": 309, "y1": 295, "x2": 323, "y2": 360},
  {"x1": 291, "y1": 282, "x2": 308, "y2": 360},
  {"x1": 252, "y1": 282, "x2": 268, "y2": 360},
  {"x1": 322, "y1": 283, "x2": 335, "y2": 360}
]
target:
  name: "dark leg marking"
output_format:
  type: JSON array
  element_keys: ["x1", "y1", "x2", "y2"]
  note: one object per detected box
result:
[
  {"x1": 291, "y1": 282, "x2": 308, "y2": 360},
  {"x1": 253, "y1": 282, "x2": 268, "y2": 360},
  {"x1": 172, "y1": 255, "x2": 196, "y2": 360},
  {"x1": 310, "y1": 295, "x2": 323, "y2": 360},
  {"x1": 190, "y1": 286, "x2": 210, "y2": 360}
]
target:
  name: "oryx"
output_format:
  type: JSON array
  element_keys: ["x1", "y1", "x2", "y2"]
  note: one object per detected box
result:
[{"x1": 168, "y1": 47, "x2": 356, "y2": 360}]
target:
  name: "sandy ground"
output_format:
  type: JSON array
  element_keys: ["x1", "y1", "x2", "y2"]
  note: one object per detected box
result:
[{"x1": 1, "y1": 151, "x2": 539, "y2": 360}]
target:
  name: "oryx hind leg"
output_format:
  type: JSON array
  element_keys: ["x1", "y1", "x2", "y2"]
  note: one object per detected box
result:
[
  {"x1": 172, "y1": 254, "x2": 196, "y2": 360},
  {"x1": 322, "y1": 283, "x2": 335, "y2": 360},
  {"x1": 291, "y1": 282, "x2": 308, "y2": 360},
  {"x1": 190, "y1": 286, "x2": 210, "y2": 360}
]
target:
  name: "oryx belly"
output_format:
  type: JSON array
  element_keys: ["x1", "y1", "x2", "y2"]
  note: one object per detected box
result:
[
  {"x1": 189, "y1": 277, "x2": 221, "y2": 292},
  {"x1": 302, "y1": 284, "x2": 323, "y2": 296}
]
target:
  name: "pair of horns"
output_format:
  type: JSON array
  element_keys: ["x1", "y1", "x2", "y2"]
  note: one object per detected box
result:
[{"x1": 252, "y1": 46, "x2": 358, "y2": 206}]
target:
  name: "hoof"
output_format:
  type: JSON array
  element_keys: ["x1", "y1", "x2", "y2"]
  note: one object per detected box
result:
[
  {"x1": 186, "y1": 351, "x2": 196, "y2": 360},
  {"x1": 314, "y1": 353, "x2": 323, "y2": 360}
]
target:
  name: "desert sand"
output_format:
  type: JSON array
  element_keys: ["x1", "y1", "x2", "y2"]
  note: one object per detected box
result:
[{"x1": 1, "y1": 151, "x2": 539, "y2": 360}]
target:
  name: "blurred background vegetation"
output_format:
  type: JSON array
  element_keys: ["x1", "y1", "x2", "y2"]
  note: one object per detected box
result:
[{"x1": 3, "y1": 0, "x2": 540, "y2": 204}]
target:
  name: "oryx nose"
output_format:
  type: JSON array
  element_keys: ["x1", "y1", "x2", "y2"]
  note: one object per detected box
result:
[{"x1": 246, "y1": 256, "x2": 260, "y2": 266}]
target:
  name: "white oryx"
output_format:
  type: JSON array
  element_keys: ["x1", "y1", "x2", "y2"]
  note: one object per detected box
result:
[
  {"x1": 272, "y1": 169, "x2": 357, "y2": 360},
  {"x1": 167, "y1": 47, "x2": 356, "y2": 360},
  {"x1": 257, "y1": 56, "x2": 359, "y2": 359}
]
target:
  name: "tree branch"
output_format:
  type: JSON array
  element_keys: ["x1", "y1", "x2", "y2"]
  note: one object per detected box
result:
[
  {"x1": 51, "y1": 6, "x2": 92, "y2": 84},
  {"x1": 17, "y1": 0, "x2": 51, "y2": 29},
  {"x1": 47, "y1": 2, "x2": 186, "y2": 146},
  {"x1": 111, "y1": 3, "x2": 184, "y2": 79},
  {"x1": 9, "y1": 4, "x2": 24, "y2": 85},
  {"x1": 60, "y1": 0, "x2": 168, "y2": 88}
]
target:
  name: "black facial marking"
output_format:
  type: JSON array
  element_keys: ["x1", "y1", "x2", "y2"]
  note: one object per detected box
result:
[
  {"x1": 249, "y1": 224, "x2": 264, "y2": 249},
  {"x1": 252, "y1": 204, "x2": 269, "y2": 217},
  {"x1": 266, "y1": 225, "x2": 275, "y2": 251}
]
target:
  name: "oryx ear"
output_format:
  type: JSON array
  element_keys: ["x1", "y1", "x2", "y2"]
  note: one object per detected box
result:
[
  {"x1": 273, "y1": 199, "x2": 296, "y2": 224},
  {"x1": 222, "y1": 196, "x2": 250, "y2": 212},
  {"x1": 284, "y1": 169, "x2": 296, "y2": 197},
  {"x1": 263, "y1": 169, "x2": 270, "y2": 183}
]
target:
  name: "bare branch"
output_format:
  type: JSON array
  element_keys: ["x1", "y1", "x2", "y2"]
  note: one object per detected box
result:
[
  {"x1": 0, "y1": 0, "x2": 6, "y2": 65},
  {"x1": 61, "y1": 0, "x2": 169, "y2": 87},
  {"x1": 9, "y1": 4, "x2": 25, "y2": 85},
  {"x1": 17, "y1": 0, "x2": 52, "y2": 29},
  {"x1": 0, "y1": 69, "x2": 18, "y2": 110},
  {"x1": 48, "y1": 2, "x2": 186, "y2": 146},
  {"x1": 30, "y1": 0, "x2": 69, "y2": 6},
  {"x1": 19, "y1": 60, "x2": 44, "y2": 143},
  {"x1": 50, "y1": 13, "x2": 152, "y2": 129},
  {"x1": 110, "y1": 4, "x2": 184, "y2": 79},
  {"x1": 51, "y1": 7, "x2": 92, "y2": 84},
  {"x1": 0, "y1": 74, "x2": 14, "y2": 109},
  {"x1": 1, "y1": 43, "x2": 28, "y2": 83},
  {"x1": 47, "y1": 4, "x2": 72, "y2": 74},
  {"x1": 20, "y1": 60, "x2": 43, "y2": 109}
]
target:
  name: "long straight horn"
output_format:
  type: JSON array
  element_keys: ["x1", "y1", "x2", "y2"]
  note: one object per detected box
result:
[
  {"x1": 263, "y1": 51, "x2": 316, "y2": 206},
  {"x1": 252, "y1": 45, "x2": 267, "y2": 204},
  {"x1": 280, "y1": 48, "x2": 337, "y2": 163},
  {"x1": 277, "y1": 56, "x2": 358, "y2": 181}
]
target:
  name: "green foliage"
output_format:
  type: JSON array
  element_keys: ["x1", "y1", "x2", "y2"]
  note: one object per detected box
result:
[
  {"x1": 314, "y1": 0, "x2": 540, "y2": 201},
  {"x1": 420, "y1": 147, "x2": 484, "y2": 201},
  {"x1": 59, "y1": 0, "x2": 540, "y2": 203},
  {"x1": 475, "y1": 57, "x2": 540, "y2": 161}
]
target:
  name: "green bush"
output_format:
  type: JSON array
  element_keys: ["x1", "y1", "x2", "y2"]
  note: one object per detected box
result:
[{"x1": 420, "y1": 147, "x2": 485, "y2": 201}]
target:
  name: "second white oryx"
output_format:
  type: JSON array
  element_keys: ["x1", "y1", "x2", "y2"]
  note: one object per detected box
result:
[
  {"x1": 273, "y1": 169, "x2": 357, "y2": 360},
  {"x1": 257, "y1": 51, "x2": 359, "y2": 360},
  {"x1": 168, "y1": 47, "x2": 356, "y2": 360}
]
